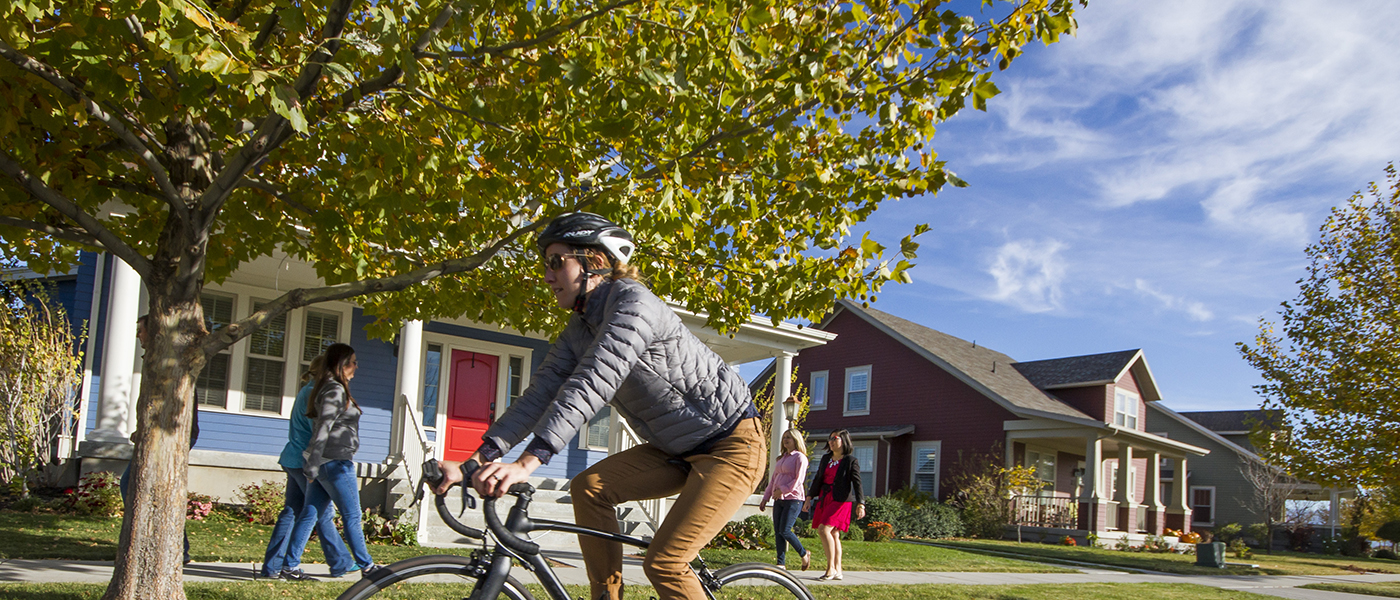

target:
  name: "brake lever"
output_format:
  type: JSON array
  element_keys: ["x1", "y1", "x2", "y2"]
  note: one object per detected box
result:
[{"x1": 458, "y1": 459, "x2": 480, "y2": 517}]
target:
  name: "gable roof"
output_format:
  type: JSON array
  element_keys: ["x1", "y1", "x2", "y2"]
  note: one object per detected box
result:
[
  {"x1": 1148, "y1": 403, "x2": 1268, "y2": 466},
  {"x1": 1012, "y1": 349, "x2": 1162, "y2": 402},
  {"x1": 1179, "y1": 410, "x2": 1281, "y2": 434},
  {"x1": 828, "y1": 301, "x2": 1097, "y2": 424}
]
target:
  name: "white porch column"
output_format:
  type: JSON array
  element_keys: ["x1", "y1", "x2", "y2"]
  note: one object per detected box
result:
[
  {"x1": 1142, "y1": 450, "x2": 1163, "y2": 510},
  {"x1": 89, "y1": 256, "x2": 141, "y2": 443},
  {"x1": 1113, "y1": 445, "x2": 1135, "y2": 506},
  {"x1": 1081, "y1": 438, "x2": 1105, "y2": 502},
  {"x1": 770, "y1": 351, "x2": 794, "y2": 463},
  {"x1": 1167, "y1": 457, "x2": 1189, "y2": 512},
  {"x1": 391, "y1": 320, "x2": 425, "y2": 463}
]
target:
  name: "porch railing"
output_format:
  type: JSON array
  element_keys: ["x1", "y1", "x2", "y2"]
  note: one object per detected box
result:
[
  {"x1": 1011, "y1": 495, "x2": 1078, "y2": 529},
  {"x1": 609, "y1": 416, "x2": 668, "y2": 528}
]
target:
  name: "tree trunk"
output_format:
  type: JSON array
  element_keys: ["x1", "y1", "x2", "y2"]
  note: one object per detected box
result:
[{"x1": 103, "y1": 117, "x2": 213, "y2": 600}]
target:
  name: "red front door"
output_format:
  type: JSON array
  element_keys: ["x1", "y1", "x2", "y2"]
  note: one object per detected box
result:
[{"x1": 443, "y1": 350, "x2": 498, "y2": 462}]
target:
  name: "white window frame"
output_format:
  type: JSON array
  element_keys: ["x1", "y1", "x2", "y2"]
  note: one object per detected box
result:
[
  {"x1": 419, "y1": 342, "x2": 445, "y2": 430},
  {"x1": 1114, "y1": 389, "x2": 1140, "y2": 429},
  {"x1": 580, "y1": 405, "x2": 612, "y2": 451},
  {"x1": 911, "y1": 441, "x2": 941, "y2": 497},
  {"x1": 1024, "y1": 445, "x2": 1057, "y2": 494},
  {"x1": 242, "y1": 297, "x2": 291, "y2": 415},
  {"x1": 843, "y1": 365, "x2": 872, "y2": 416},
  {"x1": 809, "y1": 370, "x2": 828, "y2": 411},
  {"x1": 852, "y1": 440, "x2": 876, "y2": 496},
  {"x1": 419, "y1": 332, "x2": 534, "y2": 452},
  {"x1": 195, "y1": 291, "x2": 236, "y2": 410},
  {"x1": 1190, "y1": 486, "x2": 1216, "y2": 526},
  {"x1": 194, "y1": 282, "x2": 354, "y2": 420}
]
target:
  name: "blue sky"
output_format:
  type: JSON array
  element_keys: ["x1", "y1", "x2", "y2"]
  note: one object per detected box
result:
[{"x1": 745, "y1": 0, "x2": 1400, "y2": 412}]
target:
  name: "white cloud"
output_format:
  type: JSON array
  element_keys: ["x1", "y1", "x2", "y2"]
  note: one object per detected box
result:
[
  {"x1": 986, "y1": 239, "x2": 1066, "y2": 313},
  {"x1": 1133, "y1": 279, "x2": 1214, "y2": 322}
]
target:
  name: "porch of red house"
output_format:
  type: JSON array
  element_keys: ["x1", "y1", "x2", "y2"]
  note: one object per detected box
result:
[{"x1": 1007, "y1": 495, "x2": 1193, "y2": 545}]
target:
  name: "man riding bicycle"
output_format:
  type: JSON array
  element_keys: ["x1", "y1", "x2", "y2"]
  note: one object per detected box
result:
[{"x1": 435, "y1": 212, "x2": 765, "y2": 600}]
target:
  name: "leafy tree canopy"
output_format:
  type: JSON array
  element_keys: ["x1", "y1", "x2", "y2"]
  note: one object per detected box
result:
[
  {"x1": 2, "y1": 0, "x2": 1081, "y2": 342},
  {"x1": 1239, "y1": 164, "x2": 1400, "y2": 490}
]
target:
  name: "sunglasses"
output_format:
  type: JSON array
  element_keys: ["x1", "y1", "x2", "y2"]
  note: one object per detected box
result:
[{"x1": 543, "y1": 253, "x2": 589, "y2": 272}]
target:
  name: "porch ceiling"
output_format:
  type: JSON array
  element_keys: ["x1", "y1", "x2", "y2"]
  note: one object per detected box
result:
[{"x1": 1005, "y1": 419, "x2": 1209, "y2": 459}]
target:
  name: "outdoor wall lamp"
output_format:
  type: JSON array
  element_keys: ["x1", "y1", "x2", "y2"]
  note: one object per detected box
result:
[{"x1": 782, "y1": 395, "x2": 800, "y2": 421}]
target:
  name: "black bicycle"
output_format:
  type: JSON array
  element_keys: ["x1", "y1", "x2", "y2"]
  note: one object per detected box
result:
[{"x1": 336, "y1": 460, "x2": 814, "y2": 600}]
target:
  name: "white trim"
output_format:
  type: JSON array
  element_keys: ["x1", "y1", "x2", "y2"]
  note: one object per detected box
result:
[
  {"x1": 418, "y1": 342, "x2": 446, "y2": 431},
  {"x1": 809, "y1": 370, "x2": 829, "y2": 411},
  {"x1": 910, "y1": 441, "x2": 941, "y2": 496},
  {"x1": 420, "y1": 332, "x2": 534, "y2": 454},
  {"x1": 852, "y1": 440, "x2": 876, "y2": 494},
  {"x1": 843, "y1": 365, "x2": 872, "y2": 416},
  {"x1": 1114, "y1": 388, "x2": 1140, "y2": 430},
  {"x1": 1190, "y1": 485, "x2": 1216, "y2": 526}
]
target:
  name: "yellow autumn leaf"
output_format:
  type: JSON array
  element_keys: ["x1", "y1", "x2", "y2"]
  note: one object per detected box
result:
[{"x1": 182, "y1": 2, "x2": 212, "y2": 30}]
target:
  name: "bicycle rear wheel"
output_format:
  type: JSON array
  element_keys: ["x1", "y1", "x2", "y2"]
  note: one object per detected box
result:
[
  {"x1": 335, "y1": 554, "x2": 535, "y2": 600},
  {"x1": 711, "y1": 562, "x2": 814, "y2": 600}
]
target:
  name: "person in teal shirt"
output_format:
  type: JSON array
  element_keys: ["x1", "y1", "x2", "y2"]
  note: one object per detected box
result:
[{"x1": 259, "y1": 354, "x2": 353, "y2": 580}]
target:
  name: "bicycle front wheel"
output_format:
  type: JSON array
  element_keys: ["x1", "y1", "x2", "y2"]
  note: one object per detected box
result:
[
  {"x1": 335, "y1": 554, "x2": 535, "y2": 600},
  {"x1": 711, "y1": 562, "x2": 815, "y2": 600}
]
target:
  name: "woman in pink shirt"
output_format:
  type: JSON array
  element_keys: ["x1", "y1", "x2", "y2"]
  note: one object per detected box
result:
[{"x1": 759, "y1": 427, "x2": 812, "y2": 570}]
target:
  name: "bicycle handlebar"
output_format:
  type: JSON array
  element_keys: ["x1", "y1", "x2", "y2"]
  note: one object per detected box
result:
[
  {"x1": 421, "y1": 460, "x2": 484, "y2": 540},
  {"x1": 421, "y1": 459, "x2": 542, "y2": 555},
  {"x1": 483, "y1": 487, "x2": 540, "y2": 556}
]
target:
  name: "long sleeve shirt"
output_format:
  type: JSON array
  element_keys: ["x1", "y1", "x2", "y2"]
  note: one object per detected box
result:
[
  {"x1": 762, "y1": 450, "x2": 809, "y2": 504},
  {"x1": 302, "y1": 380, "x2": 361, "y2": 481},
  {"x1": 278, "y1": 382, "x2": 316, "y2": 469}
]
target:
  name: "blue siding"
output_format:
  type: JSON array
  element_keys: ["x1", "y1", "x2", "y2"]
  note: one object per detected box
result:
[
  {"x1": 191, "y1": 410, "x2": 289, "y2": 454},
  {"x1": 350, "y1": 308, "x2": 397, "y2": 463}
]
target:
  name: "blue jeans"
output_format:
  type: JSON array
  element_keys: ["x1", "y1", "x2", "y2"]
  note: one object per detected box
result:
[
  {"x1": 120, "y1": 466, "x2": 190, "y2": 563},
  {"x1": 772, "y1": 499, "x2": 807, "y2": 565},
  {"x1": 287, "y1": 460, "x2": 373, "y2": 570},
  {"x1": 262, "y1": 468, "x2": 354, "y2": 576}
]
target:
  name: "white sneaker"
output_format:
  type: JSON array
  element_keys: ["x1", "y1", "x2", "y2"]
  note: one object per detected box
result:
[{"x1": 775, "y1": 564, "x2": 787, "y2": 570}]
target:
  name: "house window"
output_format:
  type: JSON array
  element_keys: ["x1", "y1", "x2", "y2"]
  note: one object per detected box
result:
[
  {"x1": 507, "y1": 356, "x2": 524, "y2": 409},
  {"x1": 809, "y1": 371, "x2": 828, "y2": 410},
  {"x1": 243, "y1": 300, "x2": 287, "y2": 413},
  {"x1": 195, "y1": 293, "x2": 234, "y2": 408},
  {"x1": 844, "y1": 366, "x2": 871, "y2": 415},
  {"x1": 853, "y1": 442, "x2": 876, "y2": 495},
  {"x1": 912, "y1": 442, "x2": 941, "y2": 496},
  {"x1": 1191, "y1": 486, "x2": 1215, "y2": 525},
  {"x1": 301, "y1": 310, "x2": 340, "y2": 368},
  {"x1": 584, "y1": 405, "x2": 611, "y2": 450},
  {"x1": 1114, "y1": 389, "x2": 1140, "y2": 429},
  {"x1": 1025, "y1": 446, "x2": 1057, "y2": 494},
  {"x1": 421, "y1": 344, "x2": 442, "y2": 428}
]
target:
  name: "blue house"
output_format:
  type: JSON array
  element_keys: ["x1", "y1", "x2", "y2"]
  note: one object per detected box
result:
[{"x1": 39, "y1": 250, "x2": 832, "y2": 541}]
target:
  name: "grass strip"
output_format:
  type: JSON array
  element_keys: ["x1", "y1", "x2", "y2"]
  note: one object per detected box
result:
[
  {"x1": 1298, "y1": 582, "x2": 1400, "y2": 598},
  {"x1": 0, "y1": 582, "x2": 1284, "y2": 600}
]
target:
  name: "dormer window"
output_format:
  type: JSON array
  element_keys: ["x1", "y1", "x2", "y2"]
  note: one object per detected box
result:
[{"x1": 1114, "y1": 389, "x2": 1140, "y2": 429}]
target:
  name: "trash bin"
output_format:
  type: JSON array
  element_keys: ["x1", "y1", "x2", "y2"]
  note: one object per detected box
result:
[{"x1": 1196, "y1": 542, "x2": 1226, "y2": 568}]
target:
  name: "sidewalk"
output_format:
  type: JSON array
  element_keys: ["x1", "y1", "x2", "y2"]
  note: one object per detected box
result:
[{"x1": 4, "y1": 557, "x2": 1400, "y2": 599}]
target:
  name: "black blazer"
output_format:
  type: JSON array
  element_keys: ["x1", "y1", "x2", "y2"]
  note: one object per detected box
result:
[{"x1": 808, "y1": 453, "x2": 863, "y2": 505}]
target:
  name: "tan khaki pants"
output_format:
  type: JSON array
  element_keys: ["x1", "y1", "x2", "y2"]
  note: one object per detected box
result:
[{"x1": 571, "y1": 417, "x2": 766, "y2": 600}]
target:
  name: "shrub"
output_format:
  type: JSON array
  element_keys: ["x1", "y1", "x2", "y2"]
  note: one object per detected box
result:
[
  {"x1": 886, "y1": 486, "x2": 935, "y2": 509},
  {"x1": 743, "y1": 514, "x2": 775, "y2": 541},
  {"x1": 1061, "y1": 535, "x2": 1076, "y2": 546},
  {"x1": 865, "y1": 521, "x2": 894, "y2": 542},
  {"x1": 843, "y1": 523, "x2": 864, "y2": 541},
  {"x1": 1246, "y1": 523, "x2": 1271, "y2": 548},
  {"x1": 234, "y1": 479, "x2": 285, "y2": 525},
  {"x1": 187, "y1": 492, "x2": 215, "y2": 521},
  {"x1": 9, "y1": 495, "x2": 48, "y2": 512},
  {"x1": 1376, "y1": 520, "x2": 1400, "y2": 547},
  {"x1": 707, "y1": 518, "x2": 772, "y2": 550},
  {"x1": 362, "y1": 507, "x2": 418, "y2": 546},
  {"x1": 1375, "y1": 548, "x2": 1399, "y2": 560},
  {"x1": 1228, "y1": 538, "x2": 1253, "y2": 559},
  {"x1": 863, "y1": 496, "x2": 913, "y2": 535},
  {"x1": 63, "y1": 471, "x2": 122, "y2": 517},
  {"x1": 1143, "y1": 534, "x2": 1172, "y2": 553},
  {"x1": 1288, "y1": 525, "x2": 1315, "y2": 552},
  {"x1": 1214, "y1": 523, "x2": 1242, "y2": 544},
  {"x1": 907, "y1": 503, "x2": 964, "y2": 539},
  {"x1": 793, "y1": 518, "x2": 814, "y2": 538}
]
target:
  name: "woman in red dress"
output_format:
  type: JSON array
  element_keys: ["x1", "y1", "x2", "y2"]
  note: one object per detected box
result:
[{"x1": 804, "y1": 429, "x2": 864, "y2": 581}]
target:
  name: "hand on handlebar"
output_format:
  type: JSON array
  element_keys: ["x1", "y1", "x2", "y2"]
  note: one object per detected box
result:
[
  {"x1": 472, "y1": 458, "x2": 536, "y2": 498},
  {"x1": 431, "y1": 459, "x2": 466, "y2": 496}
]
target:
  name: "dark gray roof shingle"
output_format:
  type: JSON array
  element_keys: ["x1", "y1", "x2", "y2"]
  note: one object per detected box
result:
[
  {"x1": 845, "y1": 303, "x2": 1093, "y2": 422},
  {"x1": 1011, "y1": 350, "x2": 1141, "y2": 389}
]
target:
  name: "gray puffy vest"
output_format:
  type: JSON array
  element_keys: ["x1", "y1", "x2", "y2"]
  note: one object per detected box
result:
[{"x1": 483, "y1": 278, "x2": 753, "y2": 458}]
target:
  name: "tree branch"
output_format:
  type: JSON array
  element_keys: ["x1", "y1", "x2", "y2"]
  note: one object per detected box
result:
[
  {"x1": 236, "y1": 177, "x2": 318, "y2": 216},
  {"x1": 97, "y1": 178, "x2": 164, "y2": 200},
  {"x1": 0, "y1": 154, "x2": 151, "y2": 277},
  {"x1": 0, "y1": 38, "x2": 185, "y2": 220},
  {"x1": 203, "y1": 220, "x2": 548, "y2": 356},
  {"x1": 463, "y1": 0, "x2": 641, "y2": 58},
  {"x1": 0, "y1": 216, "x2": 101, "y2": 247},
  {"x1": 405, "y1": 89, "x2": 518, "y2": 134}
]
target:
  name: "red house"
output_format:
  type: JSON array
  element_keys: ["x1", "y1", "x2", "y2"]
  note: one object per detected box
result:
[{"x1": 784, "y1": 301, "x2": 1208, "y2": 537}]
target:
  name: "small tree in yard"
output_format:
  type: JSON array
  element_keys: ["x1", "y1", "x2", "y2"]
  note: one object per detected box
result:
[
  {"x1": 0, "y1": 280, "x2": 83, "y2": 497},
  {"x1": 947, "y1": 449, "x2": 1043, "y2": 540},
  {"x1": 1236, "y1": 451, "x2": 1303, "y2": 554},
  {"x1": 1, "y1": 0, "x2": 1084, "y2": 597}
]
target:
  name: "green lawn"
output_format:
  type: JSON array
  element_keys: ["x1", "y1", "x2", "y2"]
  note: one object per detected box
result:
[
  {"x1": 0, "y1": 582, "x2": 1282, "y2": 600},
  {"x1": 936, "y1": 539, "x2": 1400, "y2": 576},
  {"x1": 0, "y1": 511, "x2": 1065, "y2": 572},
  {"x1": 1299, "y1": 582, "x2": 1400, "y2": 598}
]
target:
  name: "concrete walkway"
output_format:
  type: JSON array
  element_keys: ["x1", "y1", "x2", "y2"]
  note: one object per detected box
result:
[{"x1": 4, "y1": 556, "x2": 1400, "y2": 599}]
